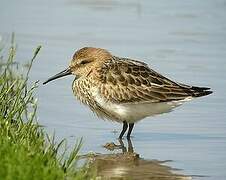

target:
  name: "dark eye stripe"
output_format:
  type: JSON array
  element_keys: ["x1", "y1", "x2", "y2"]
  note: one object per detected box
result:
[{"x1": 80, "y1": 59, "x2": 91, "y2": 65}]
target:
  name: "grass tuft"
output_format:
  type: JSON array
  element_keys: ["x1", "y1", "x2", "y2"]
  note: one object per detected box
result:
[{"x1": 0, "y1": 39, "x2": 91, "y2": 180}]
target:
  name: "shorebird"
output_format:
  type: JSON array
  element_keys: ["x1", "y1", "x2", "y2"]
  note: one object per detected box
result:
[{"x1": 43, "y1": 47, "x2": 212, "y2": 139}]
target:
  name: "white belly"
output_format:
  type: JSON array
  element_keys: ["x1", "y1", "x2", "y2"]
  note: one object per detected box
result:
[{"x1": 92, "y1": 88, "x2": 192, "y2": 123}]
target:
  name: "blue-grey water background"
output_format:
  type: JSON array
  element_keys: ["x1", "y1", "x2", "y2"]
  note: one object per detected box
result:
[{"x1": 1, "y1": 0, "x2": 226, "y2": 179}]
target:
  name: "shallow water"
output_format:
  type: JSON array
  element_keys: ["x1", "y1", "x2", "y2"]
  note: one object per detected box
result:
[{"x1": 1, "y1": 0, "x2": 226, "y2": 179}]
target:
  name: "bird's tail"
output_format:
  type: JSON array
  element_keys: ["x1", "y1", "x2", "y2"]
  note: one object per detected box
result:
[{"x1": 190, "y1": 86, "x2": 213, "y2": 97}]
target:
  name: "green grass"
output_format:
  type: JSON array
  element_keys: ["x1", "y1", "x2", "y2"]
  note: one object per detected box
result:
[{"x1": 0, "y1": 39, "x2": 92, "y2": 180}]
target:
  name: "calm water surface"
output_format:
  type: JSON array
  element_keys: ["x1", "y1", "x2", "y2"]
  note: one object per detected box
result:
[{"x1": 1, "y1": 0, "x2": 226, "y2": 179}]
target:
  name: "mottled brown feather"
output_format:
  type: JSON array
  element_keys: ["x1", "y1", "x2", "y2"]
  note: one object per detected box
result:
[{"x1": 98, "y1": 56, "x2": 199, "y2": 104}]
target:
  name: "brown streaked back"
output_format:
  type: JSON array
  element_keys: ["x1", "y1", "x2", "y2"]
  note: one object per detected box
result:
[{"x1": 97, "y1": 56, "x2": 212, "y2": 104}]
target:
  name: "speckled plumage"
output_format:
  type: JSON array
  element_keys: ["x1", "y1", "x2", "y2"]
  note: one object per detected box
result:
[{"x1": 44, "y1": 47, "x2": 212, "y2": 138}]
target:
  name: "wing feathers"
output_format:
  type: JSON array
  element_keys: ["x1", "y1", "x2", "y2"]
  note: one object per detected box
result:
[{"x1": 99, "y1": 57, "x2": 212, "y2": 103}]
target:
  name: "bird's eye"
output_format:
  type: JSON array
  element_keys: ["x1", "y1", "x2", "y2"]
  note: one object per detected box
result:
[{"x1": 80, "y1": 59, "x2": 91, "y2": 65}]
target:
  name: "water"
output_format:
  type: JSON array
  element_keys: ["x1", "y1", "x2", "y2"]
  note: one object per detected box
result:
[{"x1": 1, "y1": 0, "x2": 226, "y2": 179}]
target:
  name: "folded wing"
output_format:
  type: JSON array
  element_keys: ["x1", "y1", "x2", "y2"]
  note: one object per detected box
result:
[{"x1": 99, "y1": 57, "x2": 212, "y2": 104}]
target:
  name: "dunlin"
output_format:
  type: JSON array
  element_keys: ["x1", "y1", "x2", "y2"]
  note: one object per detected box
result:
[{"x1": 43, "y1": 47, "x2": 212, "y2": 139}]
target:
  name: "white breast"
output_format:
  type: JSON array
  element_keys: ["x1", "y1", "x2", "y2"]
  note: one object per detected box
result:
[{"x1": 91, "y1": 87, "x2": 192, "y2": 123}]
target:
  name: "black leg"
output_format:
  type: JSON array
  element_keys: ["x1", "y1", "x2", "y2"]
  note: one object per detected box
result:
[
  {"x1": 119, "y1": 121, "x2": 128, "y2": 139},
  {"x1": 127, "y1": 123, "x2": 134, "y2": 139}
]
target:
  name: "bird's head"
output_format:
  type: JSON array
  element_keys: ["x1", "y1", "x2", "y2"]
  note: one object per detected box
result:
[{"x1": 43, "y1": 47, "x2": 111, "y2": 85}]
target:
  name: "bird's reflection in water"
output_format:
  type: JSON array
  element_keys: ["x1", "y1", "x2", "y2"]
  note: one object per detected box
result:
[{"x1": 86, "y1": 139, "x2": 191, "y2": 180}]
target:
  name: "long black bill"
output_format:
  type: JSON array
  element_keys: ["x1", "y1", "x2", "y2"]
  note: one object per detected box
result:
[{"x1": 43, "y1": 68, "x2": 72, "y2": 85}]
